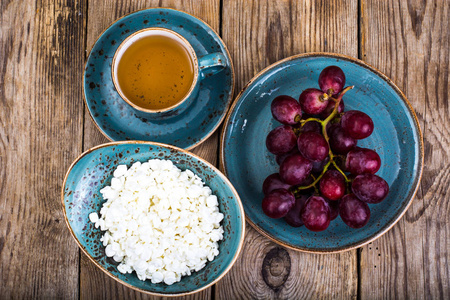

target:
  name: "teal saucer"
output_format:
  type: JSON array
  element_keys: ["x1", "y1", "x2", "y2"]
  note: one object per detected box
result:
[
  {"x1": 221, "y1": 53, "x2": 423, "y2": 253},
  {"x1": 84, "y1": 8, "x2": 234, "y2": 149}
]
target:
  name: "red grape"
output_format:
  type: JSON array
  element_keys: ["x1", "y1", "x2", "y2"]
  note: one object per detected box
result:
[
  {"x1": 284, "y1": 195, "x2": 308, "y2": 227},
  {"x1": 297, "y1": 132, "x2": 329, "y2": 162},
  {"x1": 300, "y1": 121, "x2": 322, "y2": 134},
  {"x1": 319, "y1": 170, "x2": 346, "y2": 200},
  {"x1": 326, "y1": 199, "x2": 340, "y2": 220},
  {"x1": 301, "y1": 196, "x2": 331, "y2": 232},
  {"x1": 352, "y1": 174, "x2": 389, "y2": 203},
  {"x1": 300, "y1": 175, "x2": 316, "y2": 194},
  {"x1": 319, "y1": 99, "x2": 345, "y2": 119},
  {"x1": 276, "y1": 147, "x2": 299, "y2": 165},
  {"x1": 328, "y1": 125, "x2": 356, "y2": 154},
  {"x1": 339, "y1": 194, "x2": 371, "y2": 228},
  {"x1": 300, "y1": 113, "x2": 313, "y2": 120},
  {"x1": 299, "y1": 88, "x2": 330, "y2": 115},
  {"x1": 279, "y1": 153, "x2": 313, "y2": 185},
  {"x1": 262, "y1": 189, "x2": 295, "y2": 218},
  {"x1": 261, "y1": 66, "x2": 386, "y2": 232},
  {"x1": 345, "y1": 148, "x2": 381, "y2": 175},
  {"x1": 341, "y1": 110, "x2": 374, "y2": 139},
  {"x1": 271, "y1": 95, "x2": 303, "y2": 125},
  {"x1": 311, "y1": 156, "x2": 330, "y2": 176},
  {"x1": 318, "y1": 66, "x2": 346, "y2": 96},
  {"x1": 301, "y1": 175, "x2": 314, "y2": 186},
  {"x1": 262, "y1": 173, "x2": 291, "y2": 195},
  {"x1": 266, "y1": 125, "x2": 297, "y2": 155}
]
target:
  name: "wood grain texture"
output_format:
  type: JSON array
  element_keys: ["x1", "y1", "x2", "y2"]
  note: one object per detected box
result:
[
  {"x1": 0, "y1": 0, "x2": 86, "y2": 298},
  {"x1": 360, "y1": 0, "x2": 449, "y2": 299},
  {"x1": 81, "y1": 0, "x2": 220, "y2": 298},
  {"x1": 1, "y1": 0, "x2": 447, "y2": 298},
  {"x1": 218, "y1": 1, "x2": 358, "y2": 299}
]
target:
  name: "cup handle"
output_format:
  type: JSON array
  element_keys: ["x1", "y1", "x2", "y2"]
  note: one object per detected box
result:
[{"x1": 198, "y1": 53, "x2": 227, "y2": 79}]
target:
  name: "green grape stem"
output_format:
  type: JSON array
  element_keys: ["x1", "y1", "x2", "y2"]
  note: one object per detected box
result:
[
  {"x1": 332, "y1": 161, "x2": 350, "y2": 182},
  {"x1": 292, "y1": 86, "x2": 354, "y2": 195},
  {"x1": 300, "y1": 117, "x2": 322, "y2": 126},
  {"x1": 291, "y1": 159, "x2": 333, "y2": 194}
]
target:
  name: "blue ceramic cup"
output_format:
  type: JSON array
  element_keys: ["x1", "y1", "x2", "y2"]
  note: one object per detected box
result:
[{"x1": 112, "y1": 28, "x2": 226, "y2": 118}]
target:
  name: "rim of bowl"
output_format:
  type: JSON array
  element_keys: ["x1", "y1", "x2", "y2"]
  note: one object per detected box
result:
[
  {"x1": 220, "y1": 52, "x2": 424, "y2": 254},
  {"x1": 61, "y1": 141, "x2": 246, "y2": 296},
  {"x1": 111, "y1": 27, "x2": 200, "y2": 114},
  {"x1": 82, "y1": 7, "x2": 235, "y2": 150}
]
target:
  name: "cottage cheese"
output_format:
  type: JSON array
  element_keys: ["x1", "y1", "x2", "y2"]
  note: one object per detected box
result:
[{"x1": 89, "y1": 159, "x2": 224, "y2": 285}]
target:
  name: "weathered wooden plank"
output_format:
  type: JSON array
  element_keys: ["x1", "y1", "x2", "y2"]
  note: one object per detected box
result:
[
  {"x1": 0, "y1": 0, "x2": 86, "y2": 298},
  {"x1": 81, "y1": 0, "x2": 220, "y2": 298},
  {"x1": 360, "y1": 0, "x2": 449, "y2": 299},
  {"x1": 218, "y1": 1, "x2": 359, "y2": 299}
]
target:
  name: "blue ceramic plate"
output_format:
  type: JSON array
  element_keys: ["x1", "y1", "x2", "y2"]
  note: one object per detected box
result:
[
  {"x1": 62, "y1": 142, "x2": 245, "y2": 296},
  {"x1": 220, "y1": 53, "x2": 423, "y2": 253},
  {"x1": 84, "y1": 8, "x2": 234, "y2": 149}
]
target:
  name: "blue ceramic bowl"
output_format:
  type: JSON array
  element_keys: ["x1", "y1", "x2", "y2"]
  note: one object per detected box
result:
[
  {"x1": 62, "y1": 142, "x2": 245, "y2": 296},
  {"x1": 221, "y1": 53, "x2": 423, "y2": 253},
  {"x1": 83, "y1": 8, "x2": 234, "y2": 149}
]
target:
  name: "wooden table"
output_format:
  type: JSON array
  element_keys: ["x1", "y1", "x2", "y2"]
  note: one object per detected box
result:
[{"x1": 1, "y1": 0, "x2": 448, "y2": 298}]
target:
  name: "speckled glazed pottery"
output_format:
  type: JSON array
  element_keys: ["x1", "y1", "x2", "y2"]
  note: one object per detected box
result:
[
  {"x1": 62, "y1": 141, "x2": 245, "y2": 296},
  {"x1": 221, "y1": 53, "x2": 424, "y2": 253},
  {"x1": 84, "y1": 8, "x2": 234, "y2": 149}
]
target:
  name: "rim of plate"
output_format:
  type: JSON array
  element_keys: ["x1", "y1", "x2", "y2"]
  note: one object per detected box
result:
[
  {"x1": 220, "y1": 52, "x2": 424, "y2": 254},
  {"x1": 82, "y1": 7, "x2": 235, "y2": 150},
  {"x1": 61, "y1": 141, "x2": 246, "y2": 296}
]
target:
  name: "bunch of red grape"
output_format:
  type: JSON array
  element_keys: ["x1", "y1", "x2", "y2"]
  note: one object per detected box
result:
[{"x1": 262, "y1": 66, "x2": 389, "y2": 232}]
